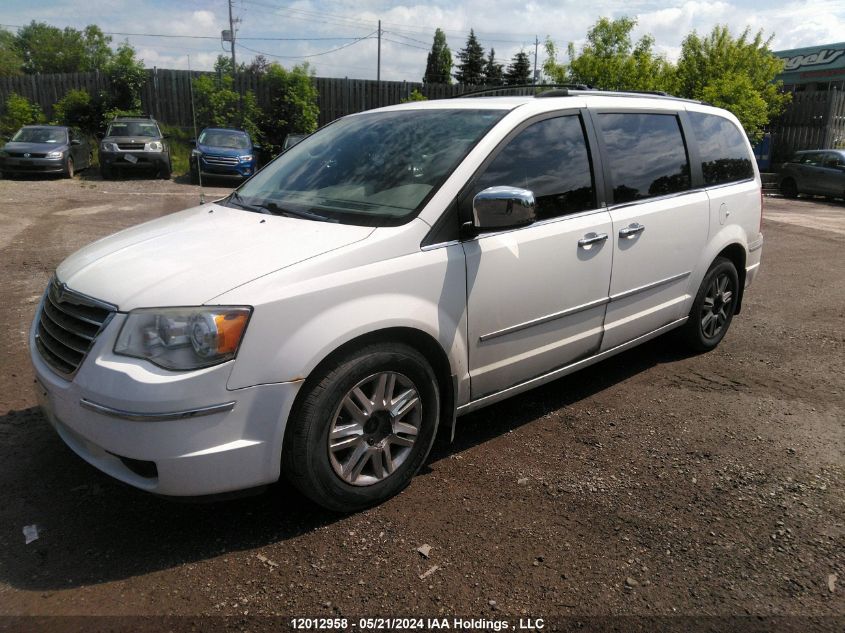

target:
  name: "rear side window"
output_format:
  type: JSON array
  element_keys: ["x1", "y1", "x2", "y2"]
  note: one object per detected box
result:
[
  {"x1": 473, "y1": 114, "x2": 596, "y2": 220},
  {"x1": 688, "y1": 112, "x2": 754, "y2": 185},
  {"x1": 597, "y1": 113, "x2": 690, "y2": 204},
  {"x1": 800, "y1": 153, "x2": 825, "y2": 165},
  {"x1": 823, "y1": 153, "x2": 845, "y2": 168}
]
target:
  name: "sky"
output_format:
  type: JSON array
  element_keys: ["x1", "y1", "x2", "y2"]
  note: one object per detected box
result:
[{"x1": 2, "y1": 0, "x2": 845, "y2": 80}]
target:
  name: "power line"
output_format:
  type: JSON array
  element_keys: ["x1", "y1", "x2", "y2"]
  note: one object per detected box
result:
[{"x1": 238, "y1": 32, "x2": 376, "y2": 60}]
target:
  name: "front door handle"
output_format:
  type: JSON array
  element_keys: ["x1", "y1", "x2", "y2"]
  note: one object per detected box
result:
[
  {"x1": 577, "y1": 232, "x2": 609, "y2": 247},
  {"x1": 619, "y1": 223, "x2": 645, "y2": 238}
]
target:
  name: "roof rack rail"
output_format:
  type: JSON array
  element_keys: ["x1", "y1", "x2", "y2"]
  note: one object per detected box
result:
[
  {"x1": 448, "y1": 83, "x2": 591, "y2": 99},
  {"x1": 445, "y1": 83, "x2": 703, "y2": 104}
]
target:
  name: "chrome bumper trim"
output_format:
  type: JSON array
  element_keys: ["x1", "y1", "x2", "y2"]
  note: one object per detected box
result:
[{"x1": 80, "y1": 398, "x2": 236, "y2": 422}]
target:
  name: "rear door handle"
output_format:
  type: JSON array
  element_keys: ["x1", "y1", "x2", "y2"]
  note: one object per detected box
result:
[
  {"x1": 619, "y1": 223, "x2": 645, "y2": 238},
  {"x1": 577, "y1": 232, "x2": 608, "y2": 247}
]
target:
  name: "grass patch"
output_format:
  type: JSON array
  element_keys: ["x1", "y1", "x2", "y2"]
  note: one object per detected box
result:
[{"x1": 161, "y1": 125, "x2": 194, "y2": 176}]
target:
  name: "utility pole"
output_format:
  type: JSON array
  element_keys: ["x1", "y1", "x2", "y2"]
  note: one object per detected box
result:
[
  {"x1": 228, "y1": 0, "x2": 238, "y2": 74},
  {"x1": 533, "y1": 36, "x2": 539, "y2": 86},
  {"x1": 377, "y1": 20, "x2": 382, "y2": 106}
]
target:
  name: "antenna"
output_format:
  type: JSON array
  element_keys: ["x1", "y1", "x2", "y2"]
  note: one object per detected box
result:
[{"x1": 187, "y1": 55, "x2": 205, "y2": 205}]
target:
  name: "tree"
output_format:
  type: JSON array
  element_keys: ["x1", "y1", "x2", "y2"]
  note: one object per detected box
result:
[
  {"x1": 675, "y1": 26, "x2": 789, "y2": 143},
  {"x1": 245, "y1": 55, "x2": 271, "y2": 76},
  {"x1": 0, "y1": 93, "x2": 45, "y2": 139},
  {"x1": 105, "y1": 42, "x2": 146, "y2": 113},
  {"x1": 543, "y1": 17, "x2": 674, "y2": 92},
  {"x1": 261, "y1": 62, "x2": 319, "y2": 154},
  {"x1": 192, "y1": 71, "x2": 262, "y2": 141},
  {"x1": 15, "y1": 21, "x2": 112, "y2": 74},
  {"x1": 52, "y1": 89, "x2": 98, "y2": 132},
  {"x1": 0, "y1": 29, "x2": 23, "y2": 76},
  {"x1": 423, "y1": 28, "x2": 452, "y2": 84},
  {"x1": 482, "y1": 49, "x2": 504, "y2": 86},
  {"x1": 504, "y1": 51, "x2": 531, "y2": 85},
  {"x1": 454, "y1": 29, "x2": 485, "y2": 85}
]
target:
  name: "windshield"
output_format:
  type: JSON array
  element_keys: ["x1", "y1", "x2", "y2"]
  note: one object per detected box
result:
[
  {"x1": 229, "y1": 109, "x2": 506, "y2": 226},
  {"x1": 199, "y1": 130, "x2": 250, "y2": 149},
  {"x1": 106, "y1": 122, "x2": 160, "y2": 137},
  {"x1": 11, "y1": 127, "x2": 67, "y2": 144}
]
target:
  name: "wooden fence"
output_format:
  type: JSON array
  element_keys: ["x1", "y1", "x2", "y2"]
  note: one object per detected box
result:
[
  {"x1": 769, "y1": 90, "x2": 845, "y2": 162},
  {"x1": 0, "y1": 68, "x2": 502, "y2": 129}
]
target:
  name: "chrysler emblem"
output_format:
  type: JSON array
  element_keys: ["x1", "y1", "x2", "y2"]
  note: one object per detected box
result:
[{"x1": 24, "y1": 153, "x2": 31, "y2": 158}]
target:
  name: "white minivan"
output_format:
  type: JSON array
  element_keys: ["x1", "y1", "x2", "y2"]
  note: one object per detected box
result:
[{"x1": 30, "y1": 90, "x2": 763, "y2": 511}]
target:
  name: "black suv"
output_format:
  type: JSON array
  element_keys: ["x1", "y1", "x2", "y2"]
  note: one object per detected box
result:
[{"x1": 99, "y1": 115, "x2": 171, "y2": 179}]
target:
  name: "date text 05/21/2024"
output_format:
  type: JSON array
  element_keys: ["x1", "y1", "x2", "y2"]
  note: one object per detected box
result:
[{"x1": 290, "y1": 617, "x2": 546, "y2": 631}]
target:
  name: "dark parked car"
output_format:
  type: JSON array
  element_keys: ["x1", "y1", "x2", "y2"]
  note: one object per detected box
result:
[
  {"x1": 0, "y1": 125, "x2": 92, "y2": 178},
  {"x1": 99, "y1": 115, "x2": 171, "y2": 180},
  {"x1": 190, "y1": 128, "x2": 258, "y2": 183},
  {"x1": 779, "y1": 149, "x2": 845, "y2": 200}
]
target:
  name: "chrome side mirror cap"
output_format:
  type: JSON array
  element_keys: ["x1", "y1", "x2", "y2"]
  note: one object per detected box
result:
[{"x1": 472, "y1": 186, "x2": 536, "y2": 231}]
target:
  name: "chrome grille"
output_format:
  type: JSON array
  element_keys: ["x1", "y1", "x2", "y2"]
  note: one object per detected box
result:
[
  {"x1": 35, "y1": 278, "x2": 116, "y2": 377},
  {"x1": 203, "y1": 154, "x2": 239, "y2": 166},
  {"x1": 117, "y1": 143, "x2": 145, "y2": 151}
]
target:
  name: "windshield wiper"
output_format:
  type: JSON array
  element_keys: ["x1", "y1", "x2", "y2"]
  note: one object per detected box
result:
[
  {"x1": 261, "y1": 201, "x2": 337, "y2": 223},
  {"x1": 225, "y1": 191, "x2": 271, "y2": 214}
]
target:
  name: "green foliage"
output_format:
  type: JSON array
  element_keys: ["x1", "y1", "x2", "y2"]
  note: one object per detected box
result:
[
  {"x1": 504, "y1": 51, "x2": 532, "y2": 85},
  {"x1": 423, "y1": 28, "x2": 452, "y2": 84},
  {"x1": 192, "y1": 73, "x2": 262, "y2": 141},
  {"x1": 544, "y1": 17, "x2": 674, "y2": 92},
  {"x1": 675, "y1": 26, "x2": 790, "y2": 143},
  {"x1": 400, "y1": 89, "x2": 428, "y2": 103},
  {"x1": 483, "y1": 49, "x2": 504, "y2": 86},
  {"x1": 261, "y1": 62, "x2": 319, "y2": 154},
  {"x1": 0, "y1": 29, "x2": 23, "y2": 76},
  {"x1": 159, "y1": 124, "x2": 192, "y2": 176},
  {"x1": 454, "y1": 29, "x2": 485, "y2": 85},
  {"x1": 52, "y1": 89, "x2": 98, "y2": 132},
  {"x1": 15, "y1": 21, "x2": 114, "y2": 74},
  {"x1": 105, "y1": 43, "x2": 146, "y2": 112},
  {"x1": 0, "y1": 93, "x2": 45, "y2": 139}
]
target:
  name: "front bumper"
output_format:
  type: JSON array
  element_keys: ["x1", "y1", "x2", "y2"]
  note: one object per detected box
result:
[
  {"x1": 100, "y1": 151, "x2": 169, "y2": 170},
  {"x1": 30, "y1": 308, "x2": 302, "y2": 496},
  {"x1": 0, "y1": 156, "x2": 64, "y2": 173},
  {"x1": 192, "y1": 157, "x2": 255, "y2": 179}
]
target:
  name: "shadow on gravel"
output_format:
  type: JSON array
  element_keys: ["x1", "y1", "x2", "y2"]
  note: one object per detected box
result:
[{"x1": 0, "y1": 334, "x2": 695, "y2": 591}]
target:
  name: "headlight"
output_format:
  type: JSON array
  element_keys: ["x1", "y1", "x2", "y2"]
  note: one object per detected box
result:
[
  {"x1": 238, "y1": 154, "x2": 253, "y2": 162},
  {"x1": 191, "y1": 149, "x2": 202, "y2": 157},
  {"x1": 46, "y1": 150, "x2": 64, "y2": 158},
  {"x1": 114, "y1": 306, "x2": 251, "y2": 370},
  {"x1": 145, "y1": 141, "x2": 163, "y2": 152},
  {"x1": 101, "y1": 142, "x2": 118, "y2": 152}
]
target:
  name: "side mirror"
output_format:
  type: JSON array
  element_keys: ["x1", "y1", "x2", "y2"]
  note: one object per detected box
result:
[
  {"x1": 472, "y1": 186, "x2": 536, "y2": 231},
  {"x1": 252, "y1": 143, "x2": 261, "y2": 150},
  {"x1": 162, "y1": 134, "x2": 171, "y2": 139},
  {"x1": 70, "y1": 139, "x2": 81, "y2": 145}
]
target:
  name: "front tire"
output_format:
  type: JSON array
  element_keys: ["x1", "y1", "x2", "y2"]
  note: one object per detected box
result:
[
  {"x1": 283, "y1": 343, "x2": 440, "y2": 512},
  {"x1": 781, "y1": 178, "x2": 798, "y2": 199},
  {"x1": 64, "y1": 157, "x2": 74, "y2": 179},
  {"x1": 682, "y1": 257, "x2": 739, "y2": 352}
]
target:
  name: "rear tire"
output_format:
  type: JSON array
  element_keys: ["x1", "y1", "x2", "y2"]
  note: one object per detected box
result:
[
  {"x1": 681, "y1": 257, "x2": 739, "y2": 352},
  {"x1": 781, "y1": 178, "x2": 798, "y2": 199},
  {"x1": 283, "y1": 342, "x2": 440, "y2": 512},
  {"x1": 100, "y1": 165, "x2": 112, "y2": 180}
]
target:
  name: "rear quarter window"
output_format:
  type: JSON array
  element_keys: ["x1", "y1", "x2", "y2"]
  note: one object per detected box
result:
[{"x1": 688, "y1": 112, "x2": 754, "y2": 186}]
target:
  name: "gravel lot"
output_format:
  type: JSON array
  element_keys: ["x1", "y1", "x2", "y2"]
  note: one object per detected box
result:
[{"x1": 0, "y1": 174, "x2": 842, "y2": 631}]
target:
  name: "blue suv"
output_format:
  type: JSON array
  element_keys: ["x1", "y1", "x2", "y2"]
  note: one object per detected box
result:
[{"x1": 190, "y1": 128, "x2": 258, "y2": 183}]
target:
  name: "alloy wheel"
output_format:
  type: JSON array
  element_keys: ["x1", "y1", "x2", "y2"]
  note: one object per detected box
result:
[
  {"x1": 328, "y1": 371, "x2": 422, "y2": 486},
  {"x1": 700, "y1": 272, "x2": 734, "y2": 339}
]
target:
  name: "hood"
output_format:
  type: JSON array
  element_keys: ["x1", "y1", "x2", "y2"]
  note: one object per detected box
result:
[
  {"x1": 4, "y1": 141, "x2": 68, "y2": 154},
  {"x1": 197, "y1": 143, "x2": 249, "y2": 157},
  {"x1": 56, "y1": 203, "x2": 374, "y2": 310}
]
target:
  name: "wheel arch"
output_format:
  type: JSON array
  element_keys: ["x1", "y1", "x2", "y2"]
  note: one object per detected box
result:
[
  {"x1": 715, "y1": 242, "x2": 747, "y2": 314},
  {"x1": 287, "y1": 326, "x2": 457, "y2": 446}
]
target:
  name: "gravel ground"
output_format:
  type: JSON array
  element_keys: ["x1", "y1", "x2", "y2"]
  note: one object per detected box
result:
[{"x1": 0, "y1": 174, "x2": 842, "y2": 631}]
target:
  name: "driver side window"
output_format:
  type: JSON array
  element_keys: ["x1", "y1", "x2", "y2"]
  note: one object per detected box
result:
[{"x1": 472, "y1": 115, "x2": 596, "y2": 221}]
